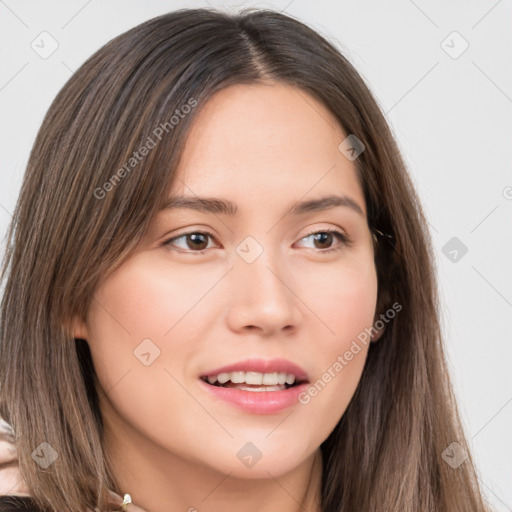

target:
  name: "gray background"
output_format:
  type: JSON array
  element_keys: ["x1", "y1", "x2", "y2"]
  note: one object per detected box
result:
[{"x1": 0, "y1": 1, "x2": 511, "y2": 509}]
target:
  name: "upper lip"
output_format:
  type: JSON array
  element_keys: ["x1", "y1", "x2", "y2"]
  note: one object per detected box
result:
[{"x1": 200, "y1": 358, "x2": 309, "y2": 382}]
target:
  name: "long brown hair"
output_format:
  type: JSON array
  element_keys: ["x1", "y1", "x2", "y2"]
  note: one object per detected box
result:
[{"x1": 0, "y1": 7, "x2": 489, "y2": 511}]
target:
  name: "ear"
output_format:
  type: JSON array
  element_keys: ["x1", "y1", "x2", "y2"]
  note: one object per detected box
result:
[
  {"x1": 70, "y1": 314, "x2": 89, "y2": 341},
  {"x1": 370, "y1": 324, "x2": 385, "y2": 343},
  {"x1": 372, "y1": 283, "x2": 391, "y2": 343},
  {"x1": 370, "y1": 303, "x2": 388, "y2": 343}
]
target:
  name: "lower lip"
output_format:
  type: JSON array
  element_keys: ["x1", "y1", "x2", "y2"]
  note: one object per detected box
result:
[{"x1": 198, "y1": 379, "x2": 310, "y2": 415}]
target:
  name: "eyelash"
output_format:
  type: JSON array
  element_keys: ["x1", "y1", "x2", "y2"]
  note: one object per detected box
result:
[{"x1": 162, "y1": 228, "x2": 353, "y2": 255}]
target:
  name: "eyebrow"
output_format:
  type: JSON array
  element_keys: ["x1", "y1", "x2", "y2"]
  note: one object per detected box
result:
[{"x1": 160, "y1": 194, "x2": 365, "y2": 218}]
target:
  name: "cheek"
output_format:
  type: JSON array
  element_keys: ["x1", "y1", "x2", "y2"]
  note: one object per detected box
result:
[
  {"x1": 83, "y1": 254, "x2": 220, "y2": 450},
  {"x1": 84, "y1": 252, "x2": 215, "y2": 389},
  {"x1": 296, "y1": 249, "x2": 378, "y2": 343},
  {"x1": 294, "y1": 254, "x2": 377, "y2": 423},
  {"x1": 88, "y1": 250, "x2": 226, "y2": 336}
]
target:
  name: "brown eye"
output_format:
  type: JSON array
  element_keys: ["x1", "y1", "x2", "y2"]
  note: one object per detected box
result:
[
  {"x1": 163, "y1": 231, "x2": 216, "y2": 253},
  {"x1": 296, "y1": 228, "x2": 352, "y2": 253},
  {"x1": 311, "y1": 232, "x2": 336, "y2": 249}
]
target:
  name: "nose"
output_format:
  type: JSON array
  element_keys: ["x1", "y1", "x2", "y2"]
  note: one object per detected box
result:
[{"x1": 225, "y1": 249, "x2": 303, "y2": 337}]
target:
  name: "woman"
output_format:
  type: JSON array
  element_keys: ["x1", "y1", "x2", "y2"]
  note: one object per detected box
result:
[{"x1": 0, "y1": 6, "x2": 490, "y2": 512}]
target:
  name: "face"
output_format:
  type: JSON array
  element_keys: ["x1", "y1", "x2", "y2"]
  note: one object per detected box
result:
[{"x1": 75, "y1": 82, "x2": 381, "y2": 480}]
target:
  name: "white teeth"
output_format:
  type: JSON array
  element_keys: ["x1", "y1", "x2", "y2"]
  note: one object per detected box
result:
[
  {"x1": 245, "y1": 372, "x2": 263, "y2": 385},
  {"x1": 203, "y1": 371, "x2": 299, "y2": 386},
  {"x1": 234, "y1": 384, "x2": 285, "y2": 392},
  {"x1": 230, "y1": 371, "x2": 245, "y2": 384},
  {"x1": 285, "y1": 374, "x2": 295, "y2": 385},
  {"x1": 262, "y1": 372, "x2": 279, "y2": 385},
  {"x1": 217, "y1": 372, "x2": 230, "y2": 384}
]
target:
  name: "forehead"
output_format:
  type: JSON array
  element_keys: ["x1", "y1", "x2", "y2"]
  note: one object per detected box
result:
[{"x1": 169, "y1": 83, "x2": 366, "y2": 218}]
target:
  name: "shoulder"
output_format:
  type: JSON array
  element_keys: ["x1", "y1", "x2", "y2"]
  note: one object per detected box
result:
[{"x1": 0, "y1": 496, "x2": 42, "y2": 511}]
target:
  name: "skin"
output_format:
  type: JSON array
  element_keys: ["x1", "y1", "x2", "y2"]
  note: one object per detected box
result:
[{"x1": 73, "y1": 82, "x2": 384, "y2": 512}]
